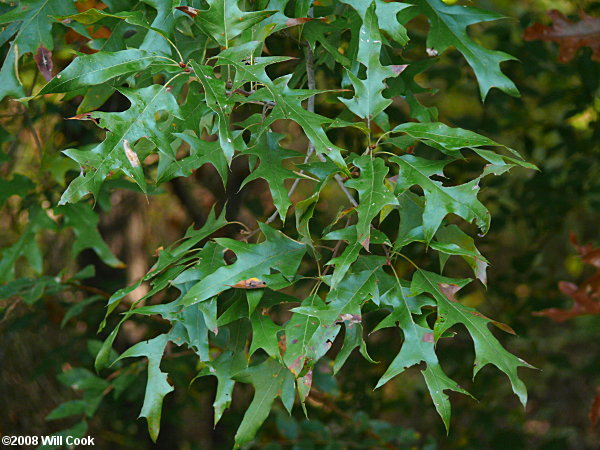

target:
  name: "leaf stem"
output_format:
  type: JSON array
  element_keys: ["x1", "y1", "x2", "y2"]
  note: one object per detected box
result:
[
  {"x1": 393, "y1": 251, "x2": 420, "y2": 270},
  {"x1": 164, "y1": 71, "x2": 186, "y2": 88},
  {"x1": 163, "y1": 36, "x2": 184, "y2": 64}
]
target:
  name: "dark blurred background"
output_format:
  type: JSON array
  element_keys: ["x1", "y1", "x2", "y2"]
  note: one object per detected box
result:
[{"x1": 1, "y1": 0, "x2": 599, "y2": 448}]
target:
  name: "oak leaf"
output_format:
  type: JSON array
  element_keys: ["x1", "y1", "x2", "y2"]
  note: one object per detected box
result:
[{"x1": 524, "y1": 10, "x2": 600, "y2": 62}]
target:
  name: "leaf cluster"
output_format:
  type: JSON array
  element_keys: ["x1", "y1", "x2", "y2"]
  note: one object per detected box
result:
[{"x1": 0, "y1": 0, "x2": 537, "y2": 446}]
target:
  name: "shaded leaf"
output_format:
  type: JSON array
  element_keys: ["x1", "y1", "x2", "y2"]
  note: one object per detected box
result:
[
  {"x1": 524, "y1": 10, "x2": 600, "y2": 62},
  {"x1": 371, "y1": 269, "x2": 469, "y2": 430},
  {"x1": 56, "y1": 203, "x2": 125, "y2": 268},
  {"x1": 194, "y1": 320, "x2": 249, "y2": 425},
  {"x1": 249, "y1": 309, "x2": 281, "y2": 359},
  {"x1": 409, "y1": 0, "x2": 519, "y2": 99},
  {"x1": 412, "y1": 269, "x2": 533, "y2": 406},
  {"x1": 0, "y1": 205, "x2": 55, "y2": 283},
  {"x1": 0, "y1": 174, "x2": 34, "y2": 207},
  {"x1": 233, "y1": 358, "x2": 295, "y2": 447},
  {"x1": 114, "y1": 333, "x2": 174, "y2": 442}
]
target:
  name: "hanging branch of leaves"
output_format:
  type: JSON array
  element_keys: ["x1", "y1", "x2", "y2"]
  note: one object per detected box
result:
[{"x1": 0, "y1": 0, "x2": 537, "y2": 446}]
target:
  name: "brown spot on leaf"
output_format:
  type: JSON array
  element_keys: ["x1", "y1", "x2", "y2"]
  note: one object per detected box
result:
[
  {"x1": 285, "y1": 17, "x2": 313, "y2": 27},
  {"x1": 422, "y1": 332, "x2": 434, "y2": 343},
  {"x1": 338, "y1": 313, "x2": 362, "y2": 324},
  {"x1": 278, "y1": 334, "x2": 287, "y2": 354},
  {"x1": 438, "y1": 283, "x2": 462, "y2": 302},
  {"x1": 302, "y1": 369, "x2": 313, "y2": 387},
  {"x1": 360, "y1": 236, "x2": 370, "y2": 251},
  {"x1": 490, "y1": 319, "x2": 516, "y2": 335},
  {"x1": 227, "y1": 277, "x2": 267, "y2": 289},
  {"x1": 175, "y1": 6, "x2": 199, "y2": 18},
  {"x1": 468, "y1": 310, "x2": 517, "y2": 335},
  {"x1": 289, "y1": 356, "x2": 304, "y2": 376},
  {"x1": 34, "y1": 46, "x2": 53, "y2": 81},
  {"x1": 67, "y1": 113, "x2": 99, "y2": 125},
  {"x1": 391, "y1": 64, "x2": 408, "y2": 75},
  {"x1": 123, "y1": 139, "x2": 140, "y2": 168}
]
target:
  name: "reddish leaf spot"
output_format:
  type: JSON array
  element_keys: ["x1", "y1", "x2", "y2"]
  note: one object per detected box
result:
[
  {"x1": 290, "y1": 356, "x2": 304, "y2": 376},
  {"x1": 360, "y1": 236, "x2": 370, "y2": 251},
  {"x1": 422, "y1": 332, "x2": 434, "y2": 343},
  {"x1": 285, "y1": 17, "x2": 313, "y2": 27},
  {"x1": 391, "y1": 64, "x2": 408, "y2": 75},
  {"x1": 438, "y1": 283, "x2": 462, "y2": 302},
  {"x1": 227, "y1": 277, "x2": 267, "y2": 289},
  {"x1": 302, "y1": 369, "x2": 313, "y2": 387},
  {"x1": 490, "y1": 320, "x2": 517, "y2": 335},
  {"x1": 67, "y1": 113, "x2": 99, "y2": 125},
  {"x1": 175, "y1": 6, "x2": 199, "y2": 18},
  {"x1": 34, "y1": 46, "x2": 53, "y2": 81}
]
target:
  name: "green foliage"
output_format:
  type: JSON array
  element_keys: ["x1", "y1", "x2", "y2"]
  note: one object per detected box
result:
[{"x1": 0, "y1": 0, "x2": 547, "y2": 447}]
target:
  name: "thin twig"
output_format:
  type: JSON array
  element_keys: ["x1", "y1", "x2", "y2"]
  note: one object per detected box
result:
[
  {"x1": 67, "y1": 282, "x2": 112, "y2": 299},
  {"x1": 262, "y1": 145, "x2": 314, "y2": 226},
  {"x1": 226, "y1": 88, "x2": 276, "y2": 107},
  {"x1": 25, "y1": 114, "x2": 43, "y2": 157},
  {"x1": 305, "y1": 38, "x2": 358, "y2": 207},
  {"x1": 247, "y1": 7, "x2": 357, "y2": 238},
  {"x1": 332, "y1": 169, "x2": 358, "y2": 207},
  {"x1": 0, "y1": 298, "x2": 23, "y2": 325},
  {"x1": 23, "y1": 70, "x2": 43, "y2": 158},
  {"x1": 245, "y1": 31, "x2": 319, "y2": 237},
  {"x1": 321, "y1": 218, "x2": 352, "y2": 276}
]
